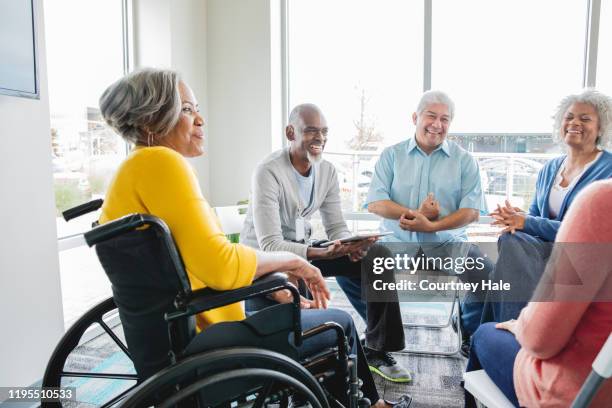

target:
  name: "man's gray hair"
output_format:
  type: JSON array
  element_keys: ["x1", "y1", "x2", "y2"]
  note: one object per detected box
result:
[
  {"x1": 416, "y1": 90, "x2": 455, "y2": 121},
  {"x1": 552, "y1": 89, "x2": 612, "y2": 149},
  {"x1": 288, "y1": 103, "x2": 323, "y2": 130},
  {"x1": 99, "y1": 68, "x2": 182, "y2": 144}
]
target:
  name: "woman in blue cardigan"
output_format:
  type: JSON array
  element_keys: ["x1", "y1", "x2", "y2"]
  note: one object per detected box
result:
[{"x1": 483, "y1": 89, "x2": 612, "y2": 322}]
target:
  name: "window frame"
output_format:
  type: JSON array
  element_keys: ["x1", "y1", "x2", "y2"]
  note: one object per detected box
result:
[
  {"x1": 282, "y1": 0, "x2": 604, "y2": 215},
  {"x1": 54, "y1": 0, "x2": 133, "y2": 247}
]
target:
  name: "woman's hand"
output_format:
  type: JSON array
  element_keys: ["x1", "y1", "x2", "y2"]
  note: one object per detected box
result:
[
  {"x1": 490, "y1": 199, "x2": 524, "y2": 216},
  {"x1": 490, "y1": 200, "x2": 526, "y2": 234},
  {"x1": 267, "y1": 289, "x2": 317, "y2": 309},
  {"x1": 284, "y1": 257, "x2": 330, "y2": 309},
  {"x1": 495, "y1": 319, "x2": 518, "y2": 336}
]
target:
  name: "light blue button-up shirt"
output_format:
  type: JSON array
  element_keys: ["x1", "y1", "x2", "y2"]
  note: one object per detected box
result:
[{"x1": 366, "y1": 137, "x2": 486, "y2": 243}]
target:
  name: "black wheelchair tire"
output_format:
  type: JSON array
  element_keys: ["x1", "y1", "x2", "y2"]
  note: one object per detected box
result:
[
  {"x1": 41, "y1": 297, "x2": 139, "y2": 408},
  {"x1": 117, "y1": 347, "x2": 330, "y2": 408}
]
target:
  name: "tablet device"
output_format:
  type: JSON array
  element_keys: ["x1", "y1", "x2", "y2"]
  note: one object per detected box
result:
[{"x1": 317, "y1": 231, "x2": 394, "y2": 247}]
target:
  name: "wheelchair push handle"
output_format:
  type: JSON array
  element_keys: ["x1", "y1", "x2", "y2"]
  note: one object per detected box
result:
[
  {"x1": 62, "y1": 198, "x2": 104, "y2": 221},
  {"x1": 84, "y1": 213, "x2": 149, "y2": 247}
]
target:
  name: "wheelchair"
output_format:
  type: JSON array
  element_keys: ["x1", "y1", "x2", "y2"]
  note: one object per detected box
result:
[{"x1": 43, "y1": 200, "x2": 370, "y2": 408}]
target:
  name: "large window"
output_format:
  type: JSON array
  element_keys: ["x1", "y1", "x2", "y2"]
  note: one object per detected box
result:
[
  {"x1": 597, "y1": 0, "x2": 612, "y2": 97},
  {"x1": 45, "y1": 0, "x2": 129, "y2": 325},
  {"x1": 433, "y1": 0, "x2": 585, "y2": 134},
  {"x1": 289, "y1": 0, "x2": 423, "y2": 212},
  {"x1": 288, "y1": 0, "x2": 598, "y2": 215}
]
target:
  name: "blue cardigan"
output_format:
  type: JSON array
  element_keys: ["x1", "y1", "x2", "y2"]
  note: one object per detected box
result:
[{"x1": 523, "y1": 150, "x2": 612, "y2": 241}]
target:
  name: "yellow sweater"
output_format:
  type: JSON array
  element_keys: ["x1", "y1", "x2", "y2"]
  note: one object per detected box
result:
[{"x1": 99, "y1": 146, "x2": 257, "y2": 331}]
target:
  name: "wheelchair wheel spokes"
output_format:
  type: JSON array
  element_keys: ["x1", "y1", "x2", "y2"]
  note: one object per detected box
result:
[
  {"x1": 117, "y1": 347, "x2": 329, "y2": 408},
  {"x1": 42, "y1": 297, "x2": 140, "y2": 408},
  {"x1": 251, "y1": 380, "x2": 276, "y2": 408},
  {"x1": 157, "y1": 368, "x2": 322, "y2": 408},
  {"x1": 96, "y1": 315, "x2": 132, "y2": 359}
]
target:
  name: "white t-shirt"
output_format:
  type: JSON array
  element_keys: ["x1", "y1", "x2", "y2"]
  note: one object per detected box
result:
[
  {"x1": 292, "y1": 165, "x2": 315, "y2": 212},
  {"x1": 548, "y1": 152, "x2": 602, "y2": 218}
]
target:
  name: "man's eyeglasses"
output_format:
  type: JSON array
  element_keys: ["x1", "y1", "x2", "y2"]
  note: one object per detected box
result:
[{"x1": 302, "y1": 126, "x2": 328, "y2": 137}]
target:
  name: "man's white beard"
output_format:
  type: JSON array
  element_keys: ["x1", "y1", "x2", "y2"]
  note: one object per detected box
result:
[{"x1": 307, "y1": 151, "x2": 323, "y2": 164}]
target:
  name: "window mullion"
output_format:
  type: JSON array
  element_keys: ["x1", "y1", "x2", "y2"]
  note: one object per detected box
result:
[
  {"x1": 281, "y1": 0, "x2": 290, "y2": 147},
  {"x1": 583, "y1": 0, "x2": 601, "y2": 87},
  {"x1": 423, "y1": 0, "x2": 432, "y2": 92}
]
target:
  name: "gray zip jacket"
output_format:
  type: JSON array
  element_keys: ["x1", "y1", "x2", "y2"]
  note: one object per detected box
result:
[{"x1": 240, "y1": 147, "x2": 351, "y2": 259}]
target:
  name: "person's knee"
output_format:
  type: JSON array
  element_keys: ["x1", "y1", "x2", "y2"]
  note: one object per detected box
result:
[
  {"x1": 368, "y1": 243, "x2": 392, "y2": 258},
  {"x1": 497, "y1": 232, "x2": 519, "y2": 249},
  {"x1": 498, "y1": 230, "x2": 534, "y2": 250},
  {"x1": 324, "y1": 308, "x2": 356, "y2": 337},
  {"x1": 472, "y1": 322, "x2": 498, "y2": 350}
]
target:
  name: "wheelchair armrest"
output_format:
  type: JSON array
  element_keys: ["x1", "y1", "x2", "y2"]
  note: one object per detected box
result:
[
  {"x1": 167, "y1": 272, "x2": 300, "y2": 319},
  {"x1": 62, "y1": 198, "x2": 104, "y2": 221},
  {"x1": 166, "y1": 272, "x2": 303, "y2": 345}
]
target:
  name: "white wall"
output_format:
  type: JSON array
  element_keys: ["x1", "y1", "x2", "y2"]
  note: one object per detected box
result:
[
  {"x1": 133, "y1": 0, "x2": 282, "y2": 205},
  {"x1": 132, "y1": 0, "x2": 210, "y2": 197},
  {"x1": 0, "y1": 0, "x2": 64, "y2": 387},
  {"x1": 207, "y1": 0, "x2": 283, "y2": 206}
]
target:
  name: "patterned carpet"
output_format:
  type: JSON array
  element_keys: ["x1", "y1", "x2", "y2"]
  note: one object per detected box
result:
[
  {"x1": 335, "y1": 292, "x2": 467, "y2": 408},
  {"x1": 44, "y1": 286, "x2": 467, "y2": 407}
]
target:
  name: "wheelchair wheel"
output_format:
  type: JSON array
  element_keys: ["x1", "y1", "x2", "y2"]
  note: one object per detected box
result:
[
  {"x1": 117, "y1": 347, "x2": 330, "y2": 408},
  {"x1": 42, "y1": 297, "x2": 139, "y2": 408}
]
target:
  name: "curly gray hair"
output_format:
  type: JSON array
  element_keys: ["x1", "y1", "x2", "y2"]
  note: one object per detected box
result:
[
  {"x1": 552, "y1": 89, "x2": 612, "y2": 149},
  {"x1": 99, "y1": 68, "x2": 182, "y2": 144},
  {"x1": 416, "y1": 90, "x2": 455, "y2": 121}
]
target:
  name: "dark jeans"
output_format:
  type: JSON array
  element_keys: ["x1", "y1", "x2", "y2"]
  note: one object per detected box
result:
[
  {"x1": 480, "y1": 232, "x2": 552, "y2": 324},
  {"x1": 456, "y1": 244, "x2": 495, "y2": 336},
  {"x1": 297, "y1": 308, "x2": 379, "y2": 404},
  {"x1": 465, "y1": 322, "x2": 521, "y2": 407}
]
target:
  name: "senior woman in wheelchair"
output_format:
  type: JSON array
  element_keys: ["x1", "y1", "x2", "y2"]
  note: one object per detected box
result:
[
  {"x1": 98, "y1": 68, "x2": 411, "y2": 408},
  {"x1": 481, "y1": 89, "x2": 612, "y2": 323}
]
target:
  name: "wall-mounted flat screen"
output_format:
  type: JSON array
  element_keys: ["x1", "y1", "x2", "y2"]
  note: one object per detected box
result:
[{"x1": 0, "y1": 0, "x2": 39, "y2": 99}]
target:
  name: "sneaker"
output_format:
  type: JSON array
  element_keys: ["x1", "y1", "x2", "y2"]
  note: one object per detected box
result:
[
  {"x1": 364, "y1": 348, "x2": 412, "y2": 383},
  {"x1": 385, "y1": 395, "x2": 413, "y2": 408}
]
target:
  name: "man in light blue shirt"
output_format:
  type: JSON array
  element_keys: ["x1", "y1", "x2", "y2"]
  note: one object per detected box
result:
[
  {"x1": 366, "y1": 90, "x2": 492, "y2": 355},
  {"x1": 366, "y1": 91, "x2": 485, "y2": 242}
]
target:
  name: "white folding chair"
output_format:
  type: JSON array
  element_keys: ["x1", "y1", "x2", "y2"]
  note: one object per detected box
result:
[
  {"x1": 464, "y1": 332, "x2": 612, "y2": 408},
  {"x1": 463, "y1": 369, "x2": 515, "y2": 408}
]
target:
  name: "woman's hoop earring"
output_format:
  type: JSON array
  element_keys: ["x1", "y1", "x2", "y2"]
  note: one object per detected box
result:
[{"x1": 147, "y1": 132, "x2": 153, "y2": 147}]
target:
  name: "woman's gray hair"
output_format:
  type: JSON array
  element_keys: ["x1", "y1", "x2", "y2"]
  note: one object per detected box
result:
[
  {"x1": 552, "y1": 89, "x2": 612, "y2": 149},
  {"x1": 99, "y1": 68, "x2": 182, "y2": 144},
  {"x1": 416, "y1": 90, "x2": 455, "y2": 121}
]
